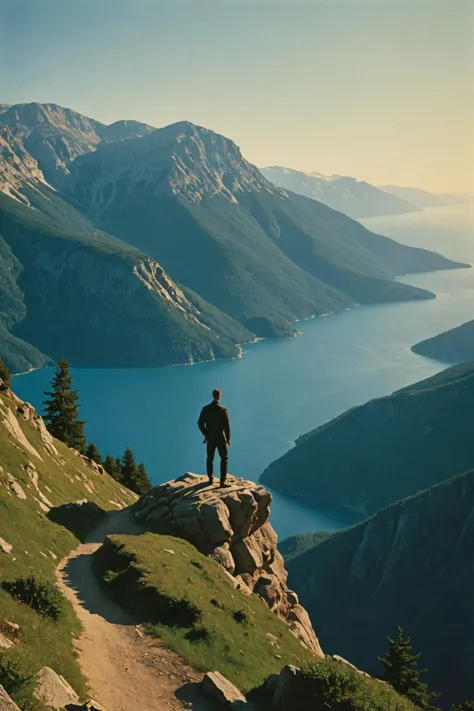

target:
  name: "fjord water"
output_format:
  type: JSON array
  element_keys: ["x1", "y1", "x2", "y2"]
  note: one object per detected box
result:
[{"x1": 14, "y1": 205, "x2": 474, "y2": 540}]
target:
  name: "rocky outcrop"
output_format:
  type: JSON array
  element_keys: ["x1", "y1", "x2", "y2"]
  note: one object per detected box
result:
[
  {"x1": 33, "y1": 667, "x2": 79, "y2": 709},
  {"x1": 201, "y1": 671, "x2": 247, "y2": 708},
  {"x1": 0, "y1": 685, "x2": 21, "y2": 711},
  {"x1": 134, "y1": 473, "x2": 323, "y2": 656}
]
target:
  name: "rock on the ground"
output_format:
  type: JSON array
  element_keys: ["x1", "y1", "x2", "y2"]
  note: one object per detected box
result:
[
  {"x1": 0, "y1": 684, "x2": 21, "y2": 711},
  {"x1": 34, "y1": 667, "x2": 79, "y2": 709},
  {"x1": 134, "y1": 473, "x2": 323, "y2": 655},
  {"x1": 0, "y1": 538, "x2": 13, "y2": 556},
  {"x1": 202, "y1": 671, "x2": 247, "y2": 707},
  {"x1": 65, "y1": 702, "x2": 105, "y2": 711},
  {"x1": 0, "y1": 633, "x2": 13, "y2": 649}
]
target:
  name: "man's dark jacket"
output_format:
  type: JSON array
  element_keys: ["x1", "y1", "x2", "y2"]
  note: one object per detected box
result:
[{"x1": 198, "y1": 401, "x2": 231, "y2": 443}]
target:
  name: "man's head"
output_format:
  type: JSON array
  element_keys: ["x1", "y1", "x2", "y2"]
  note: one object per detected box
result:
[{"x1": 212, "y1": 388, "x2": 221, "y2": 402}]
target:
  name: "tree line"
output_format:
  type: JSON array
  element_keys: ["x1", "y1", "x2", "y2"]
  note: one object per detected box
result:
[{"x1": 38, "y1": 358, "x2": 151, "y2": 496}]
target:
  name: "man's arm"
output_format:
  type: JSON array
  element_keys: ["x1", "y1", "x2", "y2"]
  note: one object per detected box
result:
[
  {"x1": 198, "y1": 408, "x2": 208, "y2": 437},
  {"x1": 223, "y1": 408, "x2": 231, "y2": 444}
]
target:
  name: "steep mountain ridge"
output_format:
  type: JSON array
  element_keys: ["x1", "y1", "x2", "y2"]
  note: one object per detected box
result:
[
  {"x1": 261, "y1": 166, "x2": 418, "y2": 218},
  {"x1": 285, "y1": 469, "x2": 474, "y2": 707},
  {"x1": 412, "y1": 318, "x2": 474, "y2": 364},
  {"x1": 261, "y1": 361, "x2": 474, "y2": 514},
  {"x1": 0, "y1": 102, "x2": 468, "y2": 368},
  {"x1": 61, "y1": 119, "x2": 465, "y2": 331},
  {"x1": 0, "y1": 187, "x2": 248, "y2": 370}
]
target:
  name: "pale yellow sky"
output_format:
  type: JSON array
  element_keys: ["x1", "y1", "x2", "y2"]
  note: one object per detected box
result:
[{"x1": 3, "y1": 0, "x2": 474, "y2": 193}]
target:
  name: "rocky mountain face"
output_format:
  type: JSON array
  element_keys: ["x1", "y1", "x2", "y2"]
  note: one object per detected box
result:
[
  {"x1": 133, "y1": 473, "x2": 323, "y2": 656},
  {"x1": 261, "y1": 361, "x2": 474, "y2": 515},
  {"x1": 0, "y1": 102, "x2": 468, "y2": 370},
  {"x1": 0, "y1": 188, "x2": 248, "y2": 371},
  {"x1": 284, "y1": 469, "x2": 474, "y2": 707},
  {"x1": 261, "y1": 166, "x2": 418, "y2": 219},
  {"x1": 412, "y1": 318, "x2": 474, "y2": 364}
]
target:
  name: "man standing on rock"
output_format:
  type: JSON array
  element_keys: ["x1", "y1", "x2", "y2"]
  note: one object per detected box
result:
[{"x1": 198, "y1": 389, "x2": 231, "y2": 487}]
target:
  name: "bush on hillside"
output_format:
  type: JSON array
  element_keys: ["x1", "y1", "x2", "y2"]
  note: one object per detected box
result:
[
  {"x1": 0, "y1": 358, "x2": 11, "y2": 390},
  {"x1": 2, "y1": 576, "x2": 66, "y2": 622},
  {"x1": 294, "y1": 657, "x2": 420, "y2": 711},
  {"x1": 0, "y1": 651, "x2": 40, "y2": 710}
]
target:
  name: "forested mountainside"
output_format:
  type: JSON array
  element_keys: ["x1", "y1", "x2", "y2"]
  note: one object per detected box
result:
[
  {"x1": 0, "y1": 102, "x2": 467, "y2": 370},
  {"x1": 285, "y1": 470, "x2": 474, "y2": 708},
  {"x1": 412, "y1": 318, "x2": 474, "y2": 364},
  {"x1": 261, "y1": 361, "x2": 474, "y2": 515},
  {"x1": 261, "y1": 166, "x2": 418, "y2": 218}
]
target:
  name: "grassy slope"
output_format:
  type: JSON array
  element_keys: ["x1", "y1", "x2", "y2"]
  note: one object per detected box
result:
[
  {"x1": 412, "y1": 318, "x2": 474, "y2": 364},
  {"x1": 94, "y1": 532, "x2": 312, "y2": 693},
  {"x1": 261, "y1": 361, "x2": 474, "y2": 514},
  {"x1": 0, "y1": 389, "x2": 136, "y2": 698},
  {"x1": 285, "y1": 470, "x2": 474, "y2": 708}
]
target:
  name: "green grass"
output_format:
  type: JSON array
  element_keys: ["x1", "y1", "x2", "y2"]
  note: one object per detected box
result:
[
  {"x1": 298, "y1": 656, "x2": 420, "y2": 711},
  {"x1": 94, "y1": 532, "x2": 312, "y2": 693},
  {"x1": 0, "y1": 390, "x2": 136, "y2": 706}
]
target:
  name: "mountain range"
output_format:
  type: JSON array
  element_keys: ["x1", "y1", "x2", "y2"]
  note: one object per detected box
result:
[
  {"x1": 381, "y1": 184, "x2": 472, "y2": 209},
  {"x1": 412, "y1": 318, "x2": 474, "y2": 364},
  {"x1": 261, "y1": 167, "x2": 472, "y2": 218},
  {"x1": 260, "y1": 166, "x2": 419, "y2": 218},
  {"x1": 261, "y1": 361, "x2": 474, "y2": 515},
  {"x1": 0, "y1": 102, "x2": 467, "y2": 371},
  {"x1": 284, "y1": 468, "x2": 474, "y2": 707}
]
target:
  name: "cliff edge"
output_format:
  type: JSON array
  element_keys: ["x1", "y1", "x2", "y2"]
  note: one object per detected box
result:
[{"x1": 133, "y1": 473, "x2": 323, "y2": 656}]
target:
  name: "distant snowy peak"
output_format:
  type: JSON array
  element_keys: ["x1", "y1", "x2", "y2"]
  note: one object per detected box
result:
[
  {"x1": 0, "y1": 127, "x2": 48, "y2": 205},
  {"x1": 260, "y1": 165, "x2": 418, "y2": 219},
  {"x1": 67, "y1": 121, "x2": 284, "y2": 210}
]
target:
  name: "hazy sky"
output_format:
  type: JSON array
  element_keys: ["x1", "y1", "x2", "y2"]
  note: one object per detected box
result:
[{"x1": 2, "y1": 0, "x2": 473, "y2": 192}]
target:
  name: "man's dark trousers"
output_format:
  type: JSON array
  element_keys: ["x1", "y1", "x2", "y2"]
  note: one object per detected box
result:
[{"x1": 206, "y1": 439, "x2": 228, "y2": 484}]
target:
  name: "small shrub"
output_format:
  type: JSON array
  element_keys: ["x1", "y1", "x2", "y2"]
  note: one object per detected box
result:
[
  {"x1": 185, "y1": 627, "x2": 210, "y2": 643},
  {"x1": 0, "y1": 652, "x2": 39, "y2": 709},
  {"x1": 233, "y1": 610, "x2": 249, "y2": 624},
  {"x1": 2, "y1": 576, "x2": 66, "y2": 622}
]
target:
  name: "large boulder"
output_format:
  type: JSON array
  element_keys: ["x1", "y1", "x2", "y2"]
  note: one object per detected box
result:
[
  {"x1": 201, "y1": 671, "x2": 247, "y2": 707},
  {"x1": 34, "y1": 667, "x2": 79, "y2": 709},
  {"x1": 134, "y1": 473, "x2": 323, "y2": 655}
]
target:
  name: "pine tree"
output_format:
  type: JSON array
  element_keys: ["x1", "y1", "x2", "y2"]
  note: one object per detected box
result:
[
  {"x1": 452, "y1": 703, "x2": 474, "y2": 711},
  {"x1": 0, "y1": 358, "x2": 11, "y2": 390},
  {"x1": 121, "y1": 447, "x2": 138, "y2": 491},
  {"x1": 86, "y1": 442, "x2": 102, "y2": 465},
  {"x1": 379, "y1": 627, "x2": 440, "y2": 710},
  {"x1": 103, "y1": 454, "x2": 116, "y2": 475},
  {"x1": 133, "y1": 461, "x2": 152, "y2": 495},
  {"x1": 115, "y1": 456, "x2": 122, "y2": 474},
  {"x1": 43, "y1": 360, "x2": 86, "y2": 452}
]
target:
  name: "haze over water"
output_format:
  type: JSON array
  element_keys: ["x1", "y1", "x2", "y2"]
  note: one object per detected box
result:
[{"x1": 14, "y1": 205, "x2": 474, "y2": 541}]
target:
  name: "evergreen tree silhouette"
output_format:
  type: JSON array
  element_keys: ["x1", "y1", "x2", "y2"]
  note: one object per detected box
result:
[
  {"x1": 380, "y1": 627, "x2": 440, "y2": 710},
  {"x1": 43, "y1": 360, "x2": 86, "y2": 452},
  {"x1": 134, "y1": 461, "x2": 152, "y2": 495},
  {"x1": 86, "y1": 442, "x2": 102, "y2": 465}
]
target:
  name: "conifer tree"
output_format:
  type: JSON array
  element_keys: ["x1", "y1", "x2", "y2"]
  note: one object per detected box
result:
[
  {"x1": 103, "y1": 454, "x2": 116, "y2": 476},
  {"x1": 0, "y1": 358, "x2": 11, "y2": 390},
  {"x1": 43, "y1": 360, "x2": 86, "y2": 452},
  {"x1": 134, "y1": 461, "x2": 152, "y2": 495},
  {"x1": 115, "y1": 456, "x2": 122, "y2": 474},
  {"x1": 452, "y1": 703, "x2": 474, "y2": 711},
  {"x1": 379, "y1": 627, "x2": 440, "y2": 710},
  {"x1": 121, "y1": 447, "x2": 138, "y2": 490},
  {"x1": 86, "y1": 442, "x2": 102, "y2": 465}
]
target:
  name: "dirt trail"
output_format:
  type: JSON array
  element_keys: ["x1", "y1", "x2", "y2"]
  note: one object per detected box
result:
[{"x1": 57, "y1": 509, "x2": 217, "y2": 711}]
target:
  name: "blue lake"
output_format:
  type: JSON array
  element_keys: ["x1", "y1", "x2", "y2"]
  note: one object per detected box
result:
[{"x1": 13, "y1": 205, "x2": 474, "y2": 540}]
